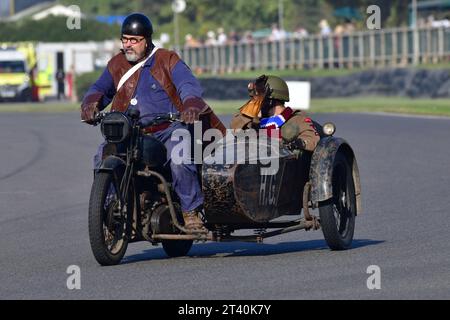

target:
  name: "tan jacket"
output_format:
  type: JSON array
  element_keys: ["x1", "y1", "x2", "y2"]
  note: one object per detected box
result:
[{"x1": 230, "y1": 111, "x2": 320, "y2": 151}]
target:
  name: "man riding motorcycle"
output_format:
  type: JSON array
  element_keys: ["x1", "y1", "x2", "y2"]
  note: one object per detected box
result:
[
  {"x1": 231, "y1": 75, "x2": 320, "y2": 151},
  {"x1": 81, "y1": 13, "x2": 225, "y2": 232}
]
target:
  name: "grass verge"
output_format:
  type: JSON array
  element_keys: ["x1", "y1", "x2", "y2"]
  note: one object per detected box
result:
[
  {"x1": 208, "y1": 97, "x2": 450, "y2": 117},
  {"x1": 0, "y1": 102, "x2": 80, "y2": 113},
  {"x1": 309, "y1": 97, "x2": 450, "y2": 117}
]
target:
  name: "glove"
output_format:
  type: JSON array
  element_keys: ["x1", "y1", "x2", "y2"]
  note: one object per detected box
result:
[
  {"x1": 290, "y1": 138, "x2": 306, "y2": 150},
  {"x1": 251, "y1": 116, "x2": 260, "y2": 129},
  {"x1": 181, "y1": 107, "x2": 202, "y2": 124},
  {"x1": 81, "y1": 104, "x2": 98, "y2": 124},
  {"x1": 81, "y1": 93, "x2": 103, "y2": 125},
  {"x1": 181, "y1": 97, "x2": 207, "y2": 124}
]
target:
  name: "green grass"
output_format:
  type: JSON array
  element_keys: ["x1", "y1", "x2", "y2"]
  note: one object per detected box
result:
[
  {"x1": 1, "y1": 97, "x2": 449, "y2": 118},
  {"x1": 207, "y1": 97, "x2": 450, "y2": 117},
  {"x1": 0, "y1": 102, "x2": 80, "y2": 113},
  {"x1": 207, "y1": 100, "x2": 246, "y2": 114},
  {"x1": 309, "y1": 97, "x2": 450, "y2": 117}
]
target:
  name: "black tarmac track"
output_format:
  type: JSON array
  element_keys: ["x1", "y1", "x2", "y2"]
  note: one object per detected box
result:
[{"x1": 0, "y1": 112, "x2": 449, "y2": 299}]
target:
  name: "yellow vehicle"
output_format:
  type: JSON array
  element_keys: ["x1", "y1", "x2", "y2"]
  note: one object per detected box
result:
[
  {"x1": 0, "y1": 48, "x2": 33, "y2": 102},
  {"x1": 0, "y1": 42, "x2": 54, "y2": 102}
]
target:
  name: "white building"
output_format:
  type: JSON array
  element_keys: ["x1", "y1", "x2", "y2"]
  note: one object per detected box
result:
[
  {"x1": 31, "y1": 4, "x2": 85, "y2": 21},
  {"x1": 34, "y1": 41, "x2": 119, "y2": 99}
]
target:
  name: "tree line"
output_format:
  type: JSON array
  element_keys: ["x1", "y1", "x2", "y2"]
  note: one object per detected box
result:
[
  {"x1": 59, "y1": 0, "x2": 411, "y2": 33},
  {"x1": 0, "y1": 0, "x2": 411, "y2": 43}
]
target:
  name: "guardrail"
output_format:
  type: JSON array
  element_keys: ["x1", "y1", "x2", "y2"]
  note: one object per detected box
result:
[{"x1": 179, "y1": 26, "x2": 450, "y2": 74}]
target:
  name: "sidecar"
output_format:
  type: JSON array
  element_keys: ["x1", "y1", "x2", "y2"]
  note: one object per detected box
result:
[{"x1": 201, "y1": 123, "x2": 362, "y2": 250}]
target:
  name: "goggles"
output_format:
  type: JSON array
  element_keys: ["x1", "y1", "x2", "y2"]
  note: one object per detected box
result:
[{"x1": 247, "y1": 75, "x2": 270, "y2": 97}]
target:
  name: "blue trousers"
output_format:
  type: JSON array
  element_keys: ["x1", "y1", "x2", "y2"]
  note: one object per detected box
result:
[{"x1": 94, "y1": 122, "x2": 204, "y2": 212}]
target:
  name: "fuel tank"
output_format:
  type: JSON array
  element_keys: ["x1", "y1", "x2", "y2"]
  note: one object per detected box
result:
[{"x1": 139, "y1": 135, "x2": 167, "y2": 168}]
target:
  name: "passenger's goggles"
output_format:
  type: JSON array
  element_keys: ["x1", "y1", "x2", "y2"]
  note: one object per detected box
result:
[{"x1": 247, "y1": 75, "x2": 270, "y2": 97}]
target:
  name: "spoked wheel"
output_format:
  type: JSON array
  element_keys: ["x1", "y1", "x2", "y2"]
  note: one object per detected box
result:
[
  {"x1": 319, "y1": 152, "x2": 356, "y2": 250},
  {"x1": 89, "y1": 172, "x2": 132, "y2": 266}
]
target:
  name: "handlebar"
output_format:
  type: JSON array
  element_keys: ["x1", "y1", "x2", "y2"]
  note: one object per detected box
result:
[
  {"x1": 81, "y1": 112, "x2": 106, "y2": 126},
  {"x1": 147, "y1": 112, "x2": 181, "y2": 125},
  {"x1": 82, "y1": 112, "x2": 181, "y2": 127}
]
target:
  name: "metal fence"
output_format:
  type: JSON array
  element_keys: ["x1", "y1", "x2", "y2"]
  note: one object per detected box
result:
[{"x1": 179, "y1": 26, "x2": 450, "y2": 74}]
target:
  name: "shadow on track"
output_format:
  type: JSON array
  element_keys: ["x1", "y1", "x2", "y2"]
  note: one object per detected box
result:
[{"x1": 121, "y1": 239, "x2": 384, "y2": 265}]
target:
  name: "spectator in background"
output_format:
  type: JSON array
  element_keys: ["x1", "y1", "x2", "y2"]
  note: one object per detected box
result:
[
  {"x1": 205, "y1": 30, "x2": 217, "y2": 46},
  {"x1": 30, "y1": 64, "x2": 39, "y2": 102},
  {"x1": 344, "y1": 19, "x2": 356, "y2": 34},
  {"x1": 293, "y1": 26, "x2": 309, "y2": 39},
  {"x1": 319, "y1": 19, "x2": 332, "y2": 36},
  {"x1": 418, "y1": 17, "x2": 427, "y2": 28},
  {"x1": 67, "y1": 64, "x2": 77, "y2": 102},
  {"x1": 430, "y1": 15, "x2": 450, "y2": 28},
  {"x1": 184, "y1": 34, "x2": 202, "y2": 48},
  {"x1": 228, "y1": 30, "x2": 240, "y2": 43},
  {"x1": 334, "y1": 24, "x2": 345, "y2": 35},
  {"x1": 445, "y1": 16, "x2": 450, "y2": 28},
  {"x1": 217, "y1": 28, "x2": 228, "y2": 45},
  {"x1": 55, "y1": 68, "x2": 66, "y2": 100},
  {"x1": 427, "y1": 15, "x2": 436, "y2": 28},
  {"x1": 240, "y1": 31, "x2": 255, "y2": 44},
  {"x1": 269, "y1": 23, "x2": 287, "y2": 41},
  {"x1": 333, "y1": 24, "x2": 345, "y2": 68},
  {"x1": 67, "y1": 65, "x2": 73, "y2": 101}
]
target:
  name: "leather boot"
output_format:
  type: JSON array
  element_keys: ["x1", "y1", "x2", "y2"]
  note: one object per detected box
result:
[{"x1": 182, "y1": 211, "x2": 207, "y2": 233}]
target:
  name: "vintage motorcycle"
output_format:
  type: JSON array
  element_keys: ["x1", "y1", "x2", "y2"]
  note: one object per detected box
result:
[{"x1": 88, "y1": 109, "x2": 361, "y2": 266}]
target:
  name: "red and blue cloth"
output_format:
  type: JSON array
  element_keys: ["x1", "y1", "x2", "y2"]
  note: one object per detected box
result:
[{"x1": 259, "y1": 107, "x2": 294, "y2": 138}]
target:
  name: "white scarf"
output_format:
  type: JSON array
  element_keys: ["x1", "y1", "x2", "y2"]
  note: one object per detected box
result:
[{"x1": 117, "y1": 46, "x2": 159, "y2": 92}]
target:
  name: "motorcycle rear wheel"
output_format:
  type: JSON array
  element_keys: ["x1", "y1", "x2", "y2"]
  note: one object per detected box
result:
[{"x1": 319, "y1": 152, "x2": 356, "y2": 250}]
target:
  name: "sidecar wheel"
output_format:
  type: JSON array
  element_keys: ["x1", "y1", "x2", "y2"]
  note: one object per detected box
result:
[
  {"x1": 162, "y1": 240, "x2": 193, "y2": 258},
  {"x1": 89, "y1": 172, "x2": 130, "y2": 266},
  {"x1": 319, "y1": 152, "x2": 356, "y2": 250}
]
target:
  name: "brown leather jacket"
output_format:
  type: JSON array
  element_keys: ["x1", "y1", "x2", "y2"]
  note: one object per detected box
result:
[
  {"x1": 230, "y1": 110, "x2": 320, "y2": 151},
  {"x1": 83, "y1": 48, "x2": 226, "y2": 135}
]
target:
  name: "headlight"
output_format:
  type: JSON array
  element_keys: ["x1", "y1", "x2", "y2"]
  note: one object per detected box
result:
[
  {"x1": 101, "y1": 112, "x2": 132, "y2": 144},
  {"x1": 322, "y1": 122, "x2": 336, "y2": 136}
]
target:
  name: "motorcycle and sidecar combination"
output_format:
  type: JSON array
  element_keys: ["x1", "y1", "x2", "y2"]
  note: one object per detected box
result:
[{"x1": 88, "y1": 110, "x2": 361, "y2": 266}]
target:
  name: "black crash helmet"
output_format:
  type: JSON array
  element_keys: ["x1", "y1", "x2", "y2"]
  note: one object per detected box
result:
[{"x1": 121, "y1": 13, "x2": 153, "y2": 38}]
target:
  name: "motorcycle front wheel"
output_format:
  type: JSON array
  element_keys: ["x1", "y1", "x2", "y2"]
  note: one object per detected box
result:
[{"x1": 88, "y1": 172, "x2": 131, "y2": 266}]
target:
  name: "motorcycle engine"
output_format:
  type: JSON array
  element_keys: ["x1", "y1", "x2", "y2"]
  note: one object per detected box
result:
[
  {"x1": 141, "y1": 198, "x2": 182, "y2": 238},
  {"x1": 150, "y1": 204, "x2": 178, "y2": 235}
]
